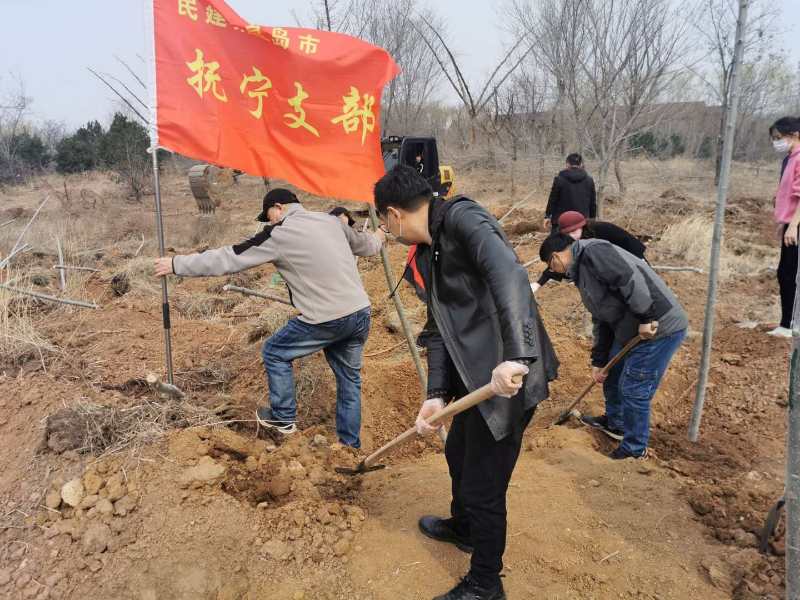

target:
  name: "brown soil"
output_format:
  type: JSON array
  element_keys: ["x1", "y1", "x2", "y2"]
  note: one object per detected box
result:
[{"x1": 0, "y1": 161, "x2": 789, "y2": 599}]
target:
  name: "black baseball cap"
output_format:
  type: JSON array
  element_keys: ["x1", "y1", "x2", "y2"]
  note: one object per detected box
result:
[
  {"x1": 329, "y1": 206, "x2": 355, "y2": 227},
  {"x1": 256, "y1": 188, "x2": 299, "y2": 222}
]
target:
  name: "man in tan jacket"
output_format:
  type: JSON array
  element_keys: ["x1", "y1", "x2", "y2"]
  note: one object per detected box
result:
[{"x1": 155, "y1": 188, "x2": 384, "y2": 447}]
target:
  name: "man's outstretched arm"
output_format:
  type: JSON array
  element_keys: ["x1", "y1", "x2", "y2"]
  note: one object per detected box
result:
[{"x1": 155, "y1": 228, "x2": 279, "y2": 277}]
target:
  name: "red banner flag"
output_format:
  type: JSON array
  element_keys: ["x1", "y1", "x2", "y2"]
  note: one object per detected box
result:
[{"x1": 152, "y1": 0, "x2": 399, "y2": 202}]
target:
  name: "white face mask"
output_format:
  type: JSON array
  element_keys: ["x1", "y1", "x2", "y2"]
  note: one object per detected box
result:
[{"x1": 773, "y1": 139, "x2": 791, "y2": 153}]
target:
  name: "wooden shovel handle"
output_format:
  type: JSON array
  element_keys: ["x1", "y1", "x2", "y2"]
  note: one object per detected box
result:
[
  {"x1": 601, "y1": 335, "x2": 643, "y2": 375},
  {"x1": 559, "y1": 335, "x2": 643, "y2": 418},
  {"x1": 361, "y1": 376, "x2": 523, "y2": 469}
]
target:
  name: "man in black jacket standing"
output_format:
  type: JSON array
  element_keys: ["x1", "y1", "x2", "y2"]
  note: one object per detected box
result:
[
  {"x1": 544, "y1": 153, "x2": 597, "y2": 231},
  {"x1": 374, "y1": 166, "x2": 559, "y2": 600}
]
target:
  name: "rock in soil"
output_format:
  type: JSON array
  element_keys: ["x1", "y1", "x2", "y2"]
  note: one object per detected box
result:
[
  {"x1": 82, "y1": 522, "x2": 112, "y2": 555},
  {"x1": 45, "y1": 488, "x2": 62, "y2": 509},
  {"x1": 104, "y1": 473, "x2": 127, "y2": 502},
  {"x1": 311, "y1": 434, "x2": 329, "y2": 448},
  {"x1": 96, "y1": 498, "x2": 114, "y2": 516},
  {"x1": 61, "y1": 479, "x2": 85, "y2": 507},
  {"x1": 178, "y1": 456, "x2": 226, "y2": 487},
  {"x1": 205, "y1": 427, "x2": 268, "y2": 458},
  {"x1": 83, "y1": 472, "x2": 104, "y2": 496},
  {"x1": 114, "y1": 494, "x2": 137, "y2": 517},
  {"x1": 79, "y1": 495, "x2": 100, "y2": 510}
]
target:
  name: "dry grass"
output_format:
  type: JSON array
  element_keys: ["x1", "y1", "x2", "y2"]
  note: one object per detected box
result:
[
  {"x1": 114, "y1": 255, "x2": 161, "y2": 297},
  {"x1": 658, "y1": 215, "x2": 776, "y2": 279},
  {"x1": 659, "y1": 216, "x2": 713, "y2": 266},
  {"x1": 172, "y1": 292, "x2": 241, "y2": 320},
  {"x1": 44, "y1": 397, "x2": 232, "y2": 458},
  {"x1": 247, "y1": 310, "x2": 292, "y2": 343},
  {"x1": 0, "y1": 282, "x2": 56, "y2": 366}
]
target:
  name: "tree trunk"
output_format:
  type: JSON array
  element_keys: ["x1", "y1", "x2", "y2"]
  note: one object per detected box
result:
[
  {"x1": 614, "y1": 156, "x2": 626, "y2": 196},
  {"x1": 596, "y1": 161, "x2": 610, "y2": 220},
  {"x1": 714, "y1": 103, "x2": 726, "y2": 186}
]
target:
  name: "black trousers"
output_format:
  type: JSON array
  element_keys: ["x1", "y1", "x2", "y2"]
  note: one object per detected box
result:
[
  {"x1": 444, "y1": 392, "x2": 535, "y2": 588},
  {"x1": 778, "y1": 224, "x2": 799, "y2": 328}
]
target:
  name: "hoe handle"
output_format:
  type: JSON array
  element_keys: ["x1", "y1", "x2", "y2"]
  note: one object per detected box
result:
[
  {"x1": 361, "y1": 377, "x2": 522, "y2": 470},
  {"x1": 556, "y1": 335, "x2": 643, "y2": 422}
]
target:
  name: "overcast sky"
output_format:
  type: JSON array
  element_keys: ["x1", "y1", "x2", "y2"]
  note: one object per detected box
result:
[{"x1": 2, "y1": 0, "x2": 799, "y2": 129}]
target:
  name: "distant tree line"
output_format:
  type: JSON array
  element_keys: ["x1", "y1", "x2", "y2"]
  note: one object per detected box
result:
[{"x1": 1, "y1": 89, "x2": 151, "y2": 201}]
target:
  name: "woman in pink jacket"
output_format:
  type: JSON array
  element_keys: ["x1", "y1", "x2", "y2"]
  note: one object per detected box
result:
[{"x1": 769, "y1": 116, "x2": 800, "y2": 337}]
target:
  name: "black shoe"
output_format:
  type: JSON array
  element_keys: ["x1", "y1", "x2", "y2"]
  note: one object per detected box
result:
[
  {"x1": 418, "y1": 516, "x2": 473, "y2": 553},
  {"x1": 255, "y1": 407, "x2": 297, "y2": 435},
  {"x1": 609, "y1": 446, "x2": 648, "y2": 460},
  {"x1": 579, "y1": 414, "x2": 623, "y2": 441},
  {"x1": 433, "y1": 576, "x2": 505, "y2": 600}
]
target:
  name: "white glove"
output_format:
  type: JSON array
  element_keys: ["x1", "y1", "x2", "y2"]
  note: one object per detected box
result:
[
  {"x1": 415, "y1": 398, "x2": 445, "y2": 436},
  {"x1": 491, "y1": 361, "x2": 529, "y2": 397}
]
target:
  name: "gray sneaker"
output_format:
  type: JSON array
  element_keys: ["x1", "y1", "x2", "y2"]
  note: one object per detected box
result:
[{"x1": 255, "y1": 407, "x2": 297, "y2": 435}]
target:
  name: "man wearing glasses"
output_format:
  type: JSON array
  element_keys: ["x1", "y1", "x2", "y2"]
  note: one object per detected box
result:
[{"x1": 373, "y1": 165, "x2": 559, "y2": 600}]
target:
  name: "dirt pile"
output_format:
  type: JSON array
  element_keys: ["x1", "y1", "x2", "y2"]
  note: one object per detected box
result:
[
  {"x1": 171, "y1": 426, "x2": 366, "y2": 566},
  {"x1": 0, "y1": 459, "x2": 144, "y2": 600},
  {"x1": 0, "y1": 164, "x2": 792, "y2": 598}
]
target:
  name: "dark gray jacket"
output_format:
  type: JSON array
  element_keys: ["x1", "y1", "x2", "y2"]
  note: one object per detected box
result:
[
  {"x1": 414, "y1": 197, "x2": 559, "y2": 441},
  {"x1": 568, "y1": 239, "x2": 688, "y2": 367}
]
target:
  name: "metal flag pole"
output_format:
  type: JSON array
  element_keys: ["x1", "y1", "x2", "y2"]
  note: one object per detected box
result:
[
  {"x1": 687, "y1": 0, "x2": 749, "y2": 442},
  {"x1": 146, "y1": 0, "x2": 174, "y2": 385},
  {"x1": 151, "y1": 149, "x2": 175, "y2": 385}
]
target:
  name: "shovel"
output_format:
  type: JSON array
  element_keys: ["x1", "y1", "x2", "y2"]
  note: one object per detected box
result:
[
  {"x1": 335, "y1": 377, "x2": 521, "y2": 475},
  {"x1": 552, "y1": 335, "x2": 642, "y2": 426}
]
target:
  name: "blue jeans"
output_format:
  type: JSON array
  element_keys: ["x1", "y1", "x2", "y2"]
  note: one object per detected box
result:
[
  {"x1": 261, "y1": 307, "x2": 371, "y2": 448},
  {"x1": 603, "y1": 329, "x2": 686, "y2": 455}
]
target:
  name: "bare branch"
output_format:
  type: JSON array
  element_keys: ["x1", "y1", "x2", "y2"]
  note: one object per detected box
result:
[
  {"x1": 114, "y1": 54, "x2": 147, "y2": 90},
  {"x1": 87, "y1": 68, "x2": 149, "y2": 124},
  {"x1": 101, "y1": 72, "x2": 149, "y2": 111}
]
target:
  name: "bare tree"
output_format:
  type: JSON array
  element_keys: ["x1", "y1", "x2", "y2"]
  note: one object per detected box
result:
[
  {"x1": 692, "y1": 0, "x2": 779, "y2": 182},
  {"x1": 733, "y1": 52, "x2": 794, "y2": 160},
  {"x1": 0, "y1": 75, "x2": 32, "y2": 183},
  {"x1": 511, "y1": 0, "x2": 694, "y2": 209},
  {"x1": 484, "y1": 70, "x2": 548, "y2": 190},
  {"x1": 38, "y1": 119, "x2": 67, "y2": 156},
  {"x1": 411, "y1": 15, "x2": 534, "y2": 143}
]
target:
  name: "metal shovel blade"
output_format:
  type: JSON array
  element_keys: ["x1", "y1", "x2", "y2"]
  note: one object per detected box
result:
[
  {"x1": 554, "y1": 408, "x2": 580, "y2": 426},
  {"x1": 334, "y1": 461, "x2": 386, "y2": 476}
]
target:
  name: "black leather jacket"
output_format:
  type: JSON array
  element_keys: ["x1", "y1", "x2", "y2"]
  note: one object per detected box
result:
[{"x1": 414, "y1": 197, "x2": 559, "y2": 441}]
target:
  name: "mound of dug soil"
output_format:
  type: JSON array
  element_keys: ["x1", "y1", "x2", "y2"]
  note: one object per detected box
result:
[{"x1": 171, "y1": 426, "x2": 366, "y2": 566}]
